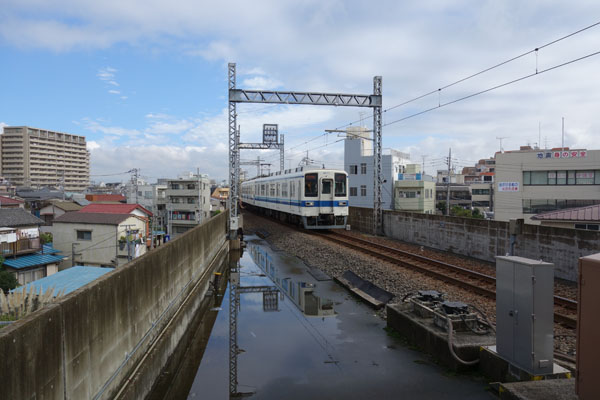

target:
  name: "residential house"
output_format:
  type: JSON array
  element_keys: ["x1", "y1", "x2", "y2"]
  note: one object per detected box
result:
[
  {"x1": 52, "y1": 212, "x2": 148, "y2": 268},
  {"x1": 210, "y1": 187, "x2": 229, "y2": 213},
  {"x1": 0, "y1": 208, "x2": 65, "y2": 284},
  {"x1": 531, "y1": 204, "x2": 600, "y2": 230},
  {"x1": 85, "y1": 194, "x2": 126, "y2": 203},
  {"x1": 0, "y1": 196, "x2": 24, "y2": 209},
  {"x1": 39, "y1": 200, "x2": 82, "y2": 226}
]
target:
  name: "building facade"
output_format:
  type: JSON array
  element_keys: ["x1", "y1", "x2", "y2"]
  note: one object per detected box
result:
[
  {"x1": 1, "y1": 126, "x2": 89, "y2": 190},
  {"x1": 494, "y1": 147, "x2": 600, "y2": 223},
  {"x1": 394, "y1": 164, "x2": 436, "y2": 214},
  {"x1": 166, "y1": 173, "x2": 211, "y2": 238},
  {"x1": 344, "y1": 127, "x2": 411, "y2": 209}
]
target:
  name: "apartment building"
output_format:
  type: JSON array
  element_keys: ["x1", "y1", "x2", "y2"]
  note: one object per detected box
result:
[
  {"x1": 166, "y1": 173, "x2": 211, "y2": 238},
  {"x1": 344, "y1": 127, "x2": 411, "y2": 209},
  {"x1": 494, "y1": 146, "x2": 600, "y2": 223},
  {"x1": 1, "y1": 126, "x2": 89, "y2": 191},
  {"x1": 124, "y1": 180, "x2": 168, "y2": 232}
]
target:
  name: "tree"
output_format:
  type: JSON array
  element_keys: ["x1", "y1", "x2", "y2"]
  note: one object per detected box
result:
[{"x1": 40, "y1": 232, "x2": 53, "y2": 244}]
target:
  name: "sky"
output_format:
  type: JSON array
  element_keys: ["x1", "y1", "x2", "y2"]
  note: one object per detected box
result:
[{"x1": 1, "y1": 0, "x2": 600, "y2": 183}]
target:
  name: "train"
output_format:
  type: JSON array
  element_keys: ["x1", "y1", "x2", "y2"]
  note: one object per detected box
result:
[{"x1": 240, "y1": 166, "x2": 349, "y2": 229}]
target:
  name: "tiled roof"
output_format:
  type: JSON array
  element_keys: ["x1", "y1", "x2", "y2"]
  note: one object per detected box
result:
[
  {"x1": 3, "y1": 253, "x2": 65, "y2": 270},
  {"x1": 13, "y1": 266, "x2": 111, "y2": 295},
  {"x1": 0, "y1": 196, "x2": 24, "y2": 205},
  {"x1": 79, "y1": 203, "x2": 153, "y2": 217},
  {"x1": 53, "y1": 212, "x2": 130, "y2": 225},
  {"x1": 532, "y1": 204, "x2": 600, "y2": 222},
  {"x1": 49, "y1": 200, "x2": 82, "y2": 212},
  {"x1": 0, "y1": 209, "x2": 44, "y2": 227}
]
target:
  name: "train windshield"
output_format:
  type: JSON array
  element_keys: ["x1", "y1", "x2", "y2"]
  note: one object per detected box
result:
[
  {"x1": 334, "y1": 173, "x2": 347, "y2": 196},
  {"x1": 305, "y1": 173, "x2": 318, "y2": 197}
]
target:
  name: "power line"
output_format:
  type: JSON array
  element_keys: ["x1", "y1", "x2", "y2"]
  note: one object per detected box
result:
[
  {"x1": 383, "y1": 49, "x2": 600, "y2": 127},
  {"x1": 334, "y1": 20, "x2": 600, "y2": 130}
]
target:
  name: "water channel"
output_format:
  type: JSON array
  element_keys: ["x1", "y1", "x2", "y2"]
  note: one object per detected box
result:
[{"x1": 150, "y1": 235, "x2": 494, "y2": 399}]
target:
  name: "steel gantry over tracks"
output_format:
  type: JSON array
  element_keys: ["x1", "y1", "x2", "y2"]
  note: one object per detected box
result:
[{"x1": 228, "y1": 62, "x2": 383, "y2": 236}]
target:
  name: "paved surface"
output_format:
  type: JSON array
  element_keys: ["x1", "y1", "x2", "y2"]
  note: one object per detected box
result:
[{"x1": 500, "y1": 379, "x2": 577, "y2": 400}]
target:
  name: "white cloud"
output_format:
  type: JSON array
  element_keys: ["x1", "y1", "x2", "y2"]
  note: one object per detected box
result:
[
  {"x1": 82, "y1": 118, "x2": 140, "y2": 137},
  {"x1": 241, "y1": 76, "x2": 282, "y2": 90},
  {"x1": 87, "y1": 140, "x2": 100, "y2": 150},
  {"x1": 108, "y1": 89, "x2": 120, "y2": 94}
]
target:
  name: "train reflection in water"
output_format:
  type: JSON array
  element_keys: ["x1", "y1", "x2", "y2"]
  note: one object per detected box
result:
[{"x1": 248, "y1": 243, "x2": 335, "y2": 317}]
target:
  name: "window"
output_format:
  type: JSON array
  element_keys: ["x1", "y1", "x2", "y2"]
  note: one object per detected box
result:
[
  {"x1": 530, "y1": 171, "x2": 547, "y2": 185},
  {"x1": 187, "y1": 198, "x2": 196, "y2": 204},
  {"x1": 77, "y1": 230, "x2": 92, "y2": 240},
  {"x1": 472, "y1": 201, "x2": 490, "y2": 207},
  {"x1": 270, "y1": 184, "x2": 275, "y2": 197},
  {"x1": 360, "y1": 163, "x2": 367, "y2": 174},
  {"x1": 334, "y1": 173, "x2": 347, "y2": 196},
  {"x1": 261, "y1": 184, "x2": 265, "y2": 196},
  {"x1": 349, "y1": 165, "x2": 358, "y2": 174},
  {"x1": 472, "y1": 189, "x2": 490, "y2": 195},
  {"x1": 575, "y1": 224, "x2": 599, "y2": 231},
  {"x1": 350, "y1": 187, "x2": 357, "y2": 197},
  {"x1": 576, "y1": 171, "x2": 594, "y2": 185},
  {"x1": 557, "y1": 171, "x2": 567, "y2": 185},
  {"x1": 360, "y1": 185, "x2": 367, "y2": 196},
  {"x1": 305, "y1": 173, "x2": 318, "y2": 197},
  {"x1": 322, "y1": 179, "x2": 332, "y2": 194},
  {"x1": 290, "y1": 182, "x2": 295, "y2": 197},
  {"x1": 187, "y1": 184, "x2": 196, "y2": 190},
  {"x1": 282, "y1": 182, "x2": 288, "y2": 197}
]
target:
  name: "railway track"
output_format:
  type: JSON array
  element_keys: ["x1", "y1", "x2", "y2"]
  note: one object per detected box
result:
[{"x1": 311, "y1": 230, "x2": 578, "y2": 329}]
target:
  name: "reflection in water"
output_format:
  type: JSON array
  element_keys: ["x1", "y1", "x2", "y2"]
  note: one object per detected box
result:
[{"x1": 248, "y1": 243, "x2": 335, "y2": 317}]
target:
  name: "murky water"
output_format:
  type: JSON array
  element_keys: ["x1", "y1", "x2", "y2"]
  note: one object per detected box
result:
[{"x1": 165, "y1": 236, "x2": 494, "y2": 399}]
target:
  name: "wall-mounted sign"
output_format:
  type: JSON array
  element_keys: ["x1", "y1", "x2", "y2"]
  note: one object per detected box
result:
[
  {"x1": 397, "y1": 173, "x2": 422, "y2": 181},
  {"x1": 537, "y1": 150, "x2": 587, "y2": 159},
  {"x1": 498, "y1": 182, "x2": 519, "y2": 192}
]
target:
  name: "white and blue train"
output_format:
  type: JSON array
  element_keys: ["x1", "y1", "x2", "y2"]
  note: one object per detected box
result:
[{"x1": 241, "y1": 166, "x2": 349, "y2": 229}]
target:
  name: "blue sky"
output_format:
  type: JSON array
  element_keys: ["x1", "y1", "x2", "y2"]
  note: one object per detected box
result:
[{"x1": 1, "y1": 1, "x2": 600, "y2": 182}]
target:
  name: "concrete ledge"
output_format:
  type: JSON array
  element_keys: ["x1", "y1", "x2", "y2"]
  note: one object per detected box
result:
[
  {"x1": 480, "y1": 346, "x2": 571, "y2": 383},
  {"x1": 499, "y1": 379, "x2": 577, "y2": 400},
  {"x1": 386, "y1": 303, "x2": 495, "y2": 372}
]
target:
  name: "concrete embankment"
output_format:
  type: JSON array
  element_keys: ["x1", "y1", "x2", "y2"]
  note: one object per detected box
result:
[
  {"x1": 0, "y1": 212, "x2": 228, "y2": 400},
  {"x1": 348, "y1": 207, "x2": 600, "y2": 282}
]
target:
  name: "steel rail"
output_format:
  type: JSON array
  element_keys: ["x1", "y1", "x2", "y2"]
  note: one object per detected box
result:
[{"x1": 312, "y1": 231, "x2": 577, "y2": 329}]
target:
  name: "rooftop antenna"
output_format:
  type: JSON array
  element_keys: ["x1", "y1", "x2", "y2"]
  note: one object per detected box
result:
[
  {"x1": 496, "y1": 137, "x2": 508, "y2": 153},
  {"x1": 562, "y1": 117, "x2": 565, "y2": 150}
]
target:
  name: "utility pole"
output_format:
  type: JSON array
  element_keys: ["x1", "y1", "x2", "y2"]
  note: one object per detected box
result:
[
  {"x1": 129, "y1": 168, "x2": 140, "y2": 204},
  {"x1": 446, "y1": 148, "x2": 451, "y2": 216},
  {"x1": 421, "y1": 155, "x2": 428, "y2": 174},
  {"x1": 71, "y1": 243, "x2": 80, "y2": 267}
]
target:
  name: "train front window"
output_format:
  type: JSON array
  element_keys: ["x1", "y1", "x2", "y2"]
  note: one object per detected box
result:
[
  {"x1": 305, "y1": 173, "x2": 318, "y2": 197},
  {"x1": 335, "y1": 173, "x2": 347, "y2": 196},
  {"x1": 322, "y1": 179, "x2": 332, "y2": 194}
]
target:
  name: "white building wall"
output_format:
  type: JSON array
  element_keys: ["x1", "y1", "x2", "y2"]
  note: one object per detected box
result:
[{"x1": 344, "y1": 129, "x2": 410, "y2": 210}]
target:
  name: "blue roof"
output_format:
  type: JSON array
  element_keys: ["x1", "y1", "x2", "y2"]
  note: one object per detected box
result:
[
  {"x1": 14, "y1": 266, "x2": 112, "y2": 295},
  {"x1": 3, "y1": 253, "x2": 65, "y2": 269},
  {"x1": 36, "y1": 243, "x2": 62, "y2": 255}
]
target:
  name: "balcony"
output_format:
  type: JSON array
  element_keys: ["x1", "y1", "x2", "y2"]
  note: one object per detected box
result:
[{"x1": 0, "y1": 238, "x2": 42, "y2": 257}]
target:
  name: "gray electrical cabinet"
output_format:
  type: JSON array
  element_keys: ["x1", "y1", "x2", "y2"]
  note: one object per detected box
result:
[{"x1": 496, "y1": 256, "x2": 554, "y2": 375}]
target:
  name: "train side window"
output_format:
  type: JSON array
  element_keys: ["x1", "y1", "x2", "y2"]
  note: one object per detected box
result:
[
  {"x1": 290, "y1": 182, "x2": 295, "y2": 197},
  {"x1": 334, "y1": 173, "x2": 347, "y2": 196},
  {"x1": 261, "y1": 184, "x2": 265, "y2": 196},
  {"x1": 305, "y1": 173, "x2": 318, "y2": 197},
  {"x1": 276, "y1": 183, "x2": 280, "y2": 197},
  {"x1": 322, "y1": 179, "x2": 332, "y2": 194}
]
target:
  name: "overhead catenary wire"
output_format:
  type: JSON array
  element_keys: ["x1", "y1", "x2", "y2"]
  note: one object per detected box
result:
[{"x1": 334, "y1": 20, "x2": 600, "y2": 130}]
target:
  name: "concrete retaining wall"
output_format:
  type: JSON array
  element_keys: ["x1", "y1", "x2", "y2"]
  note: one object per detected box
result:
[
  {"x1": 348, "y1": 207, "x2": 600, "y2": 282},
  {"x1": 0, "y1": 211, "x2": 228, "y2": 400}
]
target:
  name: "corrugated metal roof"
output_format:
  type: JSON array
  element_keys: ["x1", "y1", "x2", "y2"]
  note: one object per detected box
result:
[
  {"x1": 49, "y1": 200, "x2": 82, "y2": 212},
  {"x1": 53, "y1": 212, "x2": 129, "y2": 225},
  {"x1": 3, "y1": 253, "x2": 65, "y2": 269},
  {"x1": 79, "y1": 203, "x2": 153, "y2": 217},
  {"x1": 532, "y1": 204, "x2": 600, "y2": 222},
  {"x1": 37, "y1": 243, "x2": 62, "y2": 255},
  {"x1": 13, "y1": 266, "x2": 112, "y2": 295}
]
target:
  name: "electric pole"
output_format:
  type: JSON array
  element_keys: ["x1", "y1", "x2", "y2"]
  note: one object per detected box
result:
[{"x1": 446, "y1": 148, "x2": 451, "y2": 216}]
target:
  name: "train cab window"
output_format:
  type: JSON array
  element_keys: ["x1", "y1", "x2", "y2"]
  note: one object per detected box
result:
[
  {"x1": 322, "y1": 179, "x2": 332, "y2": 194},
  {"x1": 334, "y1": 173, "x2": 347, "y2": 196},
  {"x1": 305, "y1": 173, "x2": 318, "y2": 197}
]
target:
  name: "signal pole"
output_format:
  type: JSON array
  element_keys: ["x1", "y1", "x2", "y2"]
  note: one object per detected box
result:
[{"x1": 446, "y1": 148, "x2": 451, "y2": 216}]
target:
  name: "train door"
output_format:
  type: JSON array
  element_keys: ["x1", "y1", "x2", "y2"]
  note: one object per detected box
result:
[{"x1": 319, "y1": 176, "x2": 334, "y2": 213}]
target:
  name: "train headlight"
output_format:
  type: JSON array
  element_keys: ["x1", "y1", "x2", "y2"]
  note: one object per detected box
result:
[
  {"x1": 339, "y1": 201, "x2": 347, "y2": 206},
  {"x1": 305, "y1": 201, "x2": 314, "y2": 206}
]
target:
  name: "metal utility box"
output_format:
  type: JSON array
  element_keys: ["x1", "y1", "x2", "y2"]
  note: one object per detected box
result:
[
  {"x1": 577, "y1": 253, "x2": 600, "y2": 399},
  {"x1": 496, "y1": 256, "x2": 554, "y2": 375}
]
